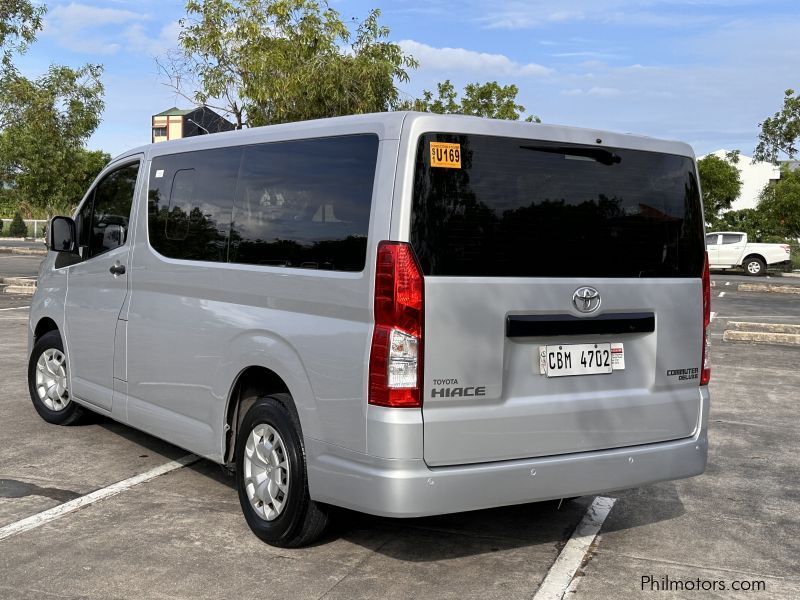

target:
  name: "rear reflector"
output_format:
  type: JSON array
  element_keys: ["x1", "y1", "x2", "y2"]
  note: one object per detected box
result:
[
  {"x1": 701, "y1": 252, "x2": 711, "y2": 386},
  {"x1": 368, "y1": 242, "x2": 424, "y2": 408}
]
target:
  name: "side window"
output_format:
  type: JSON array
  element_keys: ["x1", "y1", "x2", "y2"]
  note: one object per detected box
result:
[
  {"x1": 721, "y1": 234, "x2": 743, "y2": 244},
  {"x1": 705, "y1": 234, "x2": 719, "y2": 245},
  {"x1": 148, "y1": 147, "x2": 242, "y2": 262},
  {"x1": 74, "y1": 195, "x2": 95, "y2": 257},
  {"x1": 89, "y1": 163, "x2": 139, "y2": 258},
  {"x1": 74, "y1": 162, "x2": 139, "y2": 260},
  {"x1": 230, "y1": 134, "x2": 378, "y2": 271}
]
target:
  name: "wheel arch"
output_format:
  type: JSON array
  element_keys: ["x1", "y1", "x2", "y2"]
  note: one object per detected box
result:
[
  {"x1": 223, "y1": 366, "x2": 300, "y2": 465},
  {"x1": 33, "y1": 317, "x2": 59, "y2": 342},
  {"x1": 742, "y1": 253, "x2": 766, "y2": 265}
]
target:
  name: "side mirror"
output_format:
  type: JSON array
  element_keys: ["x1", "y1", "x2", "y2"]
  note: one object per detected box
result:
[{"x1": 48, "y1": 216, "x2": 77, "y2": 253}]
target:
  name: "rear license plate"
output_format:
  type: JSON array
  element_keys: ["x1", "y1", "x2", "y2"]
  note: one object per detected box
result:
[{"x1": 538, "y1": 343, "x2": 625, "y2": 377}]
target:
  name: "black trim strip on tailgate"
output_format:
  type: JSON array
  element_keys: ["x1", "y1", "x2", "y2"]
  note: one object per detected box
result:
[{"x1": 506, "y1": 312, "x2": 655, "y2": 337}]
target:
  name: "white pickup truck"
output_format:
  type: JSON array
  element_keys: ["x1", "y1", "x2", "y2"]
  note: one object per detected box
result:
[{"x1": 706, "y1": 231, "x2": 792, "y2": 276}]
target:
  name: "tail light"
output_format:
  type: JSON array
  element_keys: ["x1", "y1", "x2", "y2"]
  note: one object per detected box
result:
[
  {"x1": 700, "y1": 252, "x2": 711, "y2": 386},
  {"x1": 368, "y1": 241, "x2": 424, "y2": 408}
]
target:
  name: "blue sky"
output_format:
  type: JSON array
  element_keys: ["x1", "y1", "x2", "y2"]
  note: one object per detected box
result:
[{"x1": 15, "y1": 0, "x2": 800, "y2": 158}]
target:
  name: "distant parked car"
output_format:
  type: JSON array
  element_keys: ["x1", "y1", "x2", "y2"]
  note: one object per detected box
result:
[{"x1": 705, "y1": 231, "x2": 791, "y2": 276}]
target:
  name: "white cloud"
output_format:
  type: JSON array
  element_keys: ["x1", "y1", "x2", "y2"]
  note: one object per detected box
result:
[
  {"x1": 43, "y1": 2, "x2": 179, "y2": 57},
  {"x1": 559, "y1": 87, "x2": 623, "y2": 97},
  {"x1": 124, "y1": 21, "x2": 181, "y2": 57},
  {"x1": 398, "y1": 39, "x2": 553, "y2": 77},
  {"x1": 474, "y1": 0, "x2": 756, "y2": 30},
  {"x1": 43, "y1": 2, "x2": 148, "y2": 54}
]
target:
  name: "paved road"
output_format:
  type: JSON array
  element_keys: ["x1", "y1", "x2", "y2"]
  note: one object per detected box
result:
[
  {"x1": 0, "y1": 254, "x2": 43, "y2": 279},
  {"x1": 0, "y1": 279, "x2": 797, "y2": 599}
]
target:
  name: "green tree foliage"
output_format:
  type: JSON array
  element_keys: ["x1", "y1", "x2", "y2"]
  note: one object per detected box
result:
[
  {"x1": 708, "y1": 208, "x2": 776, "y2": 242},
  {"x1": 8, "y1": 210, "x2": 26, "y2": 236},
  {"x1": 0, "y1": 0, "x2": 44, "y2": 68},
  {"x1": 0, "y1": 65, "x2": 106, "y2": 217},
  {"x1": 697, "y1": 152, "x2": 742, "y2": 223},
  {"x1": 754, "y1": 89, "x2": 800, "y2": 163},
  {"x1": 162, "y1": 0, "x2": 418, "y2": 128},
  {"x1": 404, "y1": 79, "x2": 540, "y2": 122},
  {"x1": 758, "y1": 165, "x2": 800, "y2": 238}
]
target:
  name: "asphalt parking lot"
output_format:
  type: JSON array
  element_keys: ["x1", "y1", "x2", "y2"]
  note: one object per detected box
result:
[{"x1": 1, "y1": 273, "x2": 798, "y2": 599}]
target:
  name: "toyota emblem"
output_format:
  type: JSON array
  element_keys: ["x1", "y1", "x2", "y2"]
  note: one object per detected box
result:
[{"x1": 572, "y1": 287, "x2": 601, "y2": 313}]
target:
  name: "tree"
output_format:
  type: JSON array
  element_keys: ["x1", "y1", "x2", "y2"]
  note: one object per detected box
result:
[
  {"x1": 8, "y1": 210, "x2": 26, "y2": 236},
  {"x1": 708, "y1": 208, "x2": 776, "y2": 242},
  {"x1": 697, "y1": 152, "x2": 742, "y2": 223},
  {"x1": 404, "y1": 79, "x2": 540, "y2": 122},
  {"x1": 0, "y1": 0, "x2": 44, "y2": 68},
  {"x1": 160, "y1": 0, "x2": 418, "y2": 128},
  {"x1": 754, "y1": 89, "x2": 800, "y2": 163},
  {"x1": 758, "y1": 165, "x2": 800, "y2": 238},
  {"x1": 0, "y1": 64, "x2": 106, "y2": 217}
]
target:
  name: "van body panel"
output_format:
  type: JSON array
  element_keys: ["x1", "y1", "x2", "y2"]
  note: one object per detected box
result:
[
  {"x1": 394, "y1": 115, "x2": 705, "y2": 467},
  {"x1": 422, "y1": 278, "x2": 702, "y2": 465},
  {"x1": 28, "y1": 112, "x2": 709, "y2": 521},
  {"x1": 308, "y1": 385, "x2": 708, "y2": 516},
  {"x1": 122, "y1": 132, "x2": 398, "y2": 459}
]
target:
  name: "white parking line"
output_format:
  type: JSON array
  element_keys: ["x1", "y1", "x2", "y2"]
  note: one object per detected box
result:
[
  {"x1": 719, "y1": 291, "x2": 726, "y2": 298},
  {"x1": 0, "y1": 306, "x2": 29, "y2": 311},
  {"x1": 0, "y1": 454, "x2": 199, "y2": 542},
  {"x1": 533, "y1": 496, "x2": 617, "y2": 600},
  {"x1": 710, "y1": 312, "x2": 717, "y2": 322}
]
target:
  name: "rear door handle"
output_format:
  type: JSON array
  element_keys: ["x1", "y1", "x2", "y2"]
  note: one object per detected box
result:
[{"x1": 109, "y1": 263, "x2": 126, "y2": 276}]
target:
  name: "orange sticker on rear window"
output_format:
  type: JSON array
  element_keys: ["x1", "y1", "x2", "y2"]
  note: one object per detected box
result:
[{"x1": 430, "y1": 142, "x2": 461, "y2": 168}]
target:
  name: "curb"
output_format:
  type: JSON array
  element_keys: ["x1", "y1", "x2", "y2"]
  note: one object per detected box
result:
[
  {"x1": 738, "y1": 283, "x2": 800, "y2": 295},
  {"x1": 723, "y1": 330, "x2": 800, "y2": 346},
  {"x1": 3, "y1": 285, "x2": 36, "y2": 295},
  {"x1": 727, "y1": 321, "x2": 800, "y2": 334},
  {"x1": 0, "y1": 247, "x2": 47, "y2": 256}
]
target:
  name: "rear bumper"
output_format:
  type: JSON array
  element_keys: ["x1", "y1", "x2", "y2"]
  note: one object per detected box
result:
[{"x1": 308, "y1": 387, "x2": 710, "y2": 518}]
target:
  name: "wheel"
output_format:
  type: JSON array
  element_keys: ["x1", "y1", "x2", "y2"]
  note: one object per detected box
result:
[
  {"x1": 744, "y1": 257, "x2": 766, "y2": 276},
  {"x1": 27, "y1": 330, "x2": 86, "y2": 425},
  {"x1": 235, "y1": 394, "x2": 330, "y2": 547}
]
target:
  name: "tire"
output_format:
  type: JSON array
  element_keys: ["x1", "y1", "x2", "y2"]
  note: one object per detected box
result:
[
  {"x1": 235, "y1": 394, "x2": 330, "y2": 547},
  {"x1": 28, "y1": 330, "x2": 86, "y2": 425},
  {"x1": 744, "y1": 256, "x2": 766, "y2": 276}
]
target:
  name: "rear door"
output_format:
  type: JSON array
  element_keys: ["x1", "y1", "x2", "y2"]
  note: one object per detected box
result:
[
  {"x1": 706, "y1": 234, "x2": 721, "y2": 266},
  {"x1": 409, "y1": 133, "x2": 706, "y2": 466},
  {"x1": 717, "y1": 233, "x2": 746, "y2": 266}
]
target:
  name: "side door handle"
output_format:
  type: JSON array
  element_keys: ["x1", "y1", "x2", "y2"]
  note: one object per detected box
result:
[{"x1": 109, "y1": 263, "x2": 126, "y2": 276}]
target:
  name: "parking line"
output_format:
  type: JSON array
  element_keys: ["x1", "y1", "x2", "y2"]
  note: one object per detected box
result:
[
  {"x1": 0, "y1": 454, "x2": 199, "y2": 542},
  {"x1": 0, "y1": 306, "x2": 29, "y2": 311},
  {"x1": 533, "y1": 496, "x2": 617, "y2": 600},
  {"x1": 719, "y1": 291, "x2": 726, "y2": 298},
  {"x1": 710, "y1": 312, "x2": 717, "y2": 322}
]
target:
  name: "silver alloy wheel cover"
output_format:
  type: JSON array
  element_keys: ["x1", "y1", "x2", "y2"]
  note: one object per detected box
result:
[
  {"x1": 35, "y1": 348, "x2": 70, "y2": 411},
  {"x1": 747, "y1": 261, "x2": 760, "y2": 274},
  {"x1": 243, "y1": 423, "x2": 290, "y2": 521}
]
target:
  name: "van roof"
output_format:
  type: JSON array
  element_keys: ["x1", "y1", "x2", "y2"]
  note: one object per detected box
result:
[{"x1": 112, "y1": 111, "x2": 695, "y2": 165}]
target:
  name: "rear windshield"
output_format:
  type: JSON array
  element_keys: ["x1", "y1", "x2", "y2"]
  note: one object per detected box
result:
[{"x1": 410, "y1": 133, "x2": 705, "y2": 278}]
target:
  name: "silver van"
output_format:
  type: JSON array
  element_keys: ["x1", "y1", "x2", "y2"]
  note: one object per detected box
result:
[{"x1": 28, "y1": 112, "x2": 711, "y2": 547}]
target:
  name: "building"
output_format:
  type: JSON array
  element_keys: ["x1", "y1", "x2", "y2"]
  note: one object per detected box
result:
[
  {"x1": 152, "y1": 107, "x2": 236, "y2": 143},
  {"x1": 702, "y1": 150, "x2": 780, "y2": 211}
]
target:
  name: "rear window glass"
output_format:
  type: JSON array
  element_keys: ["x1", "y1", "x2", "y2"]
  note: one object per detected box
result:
[{"x1": 410, "y1": 133, "x2": 705, "y2": 278}]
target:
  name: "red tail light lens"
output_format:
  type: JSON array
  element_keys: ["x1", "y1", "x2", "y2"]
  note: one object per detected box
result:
[
  {"x1": 700, "y1": 252, "x2": 711, "y2": 386},
  {"x1": 368, "y1": 241, "x2": 424, "y2": 408}
]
